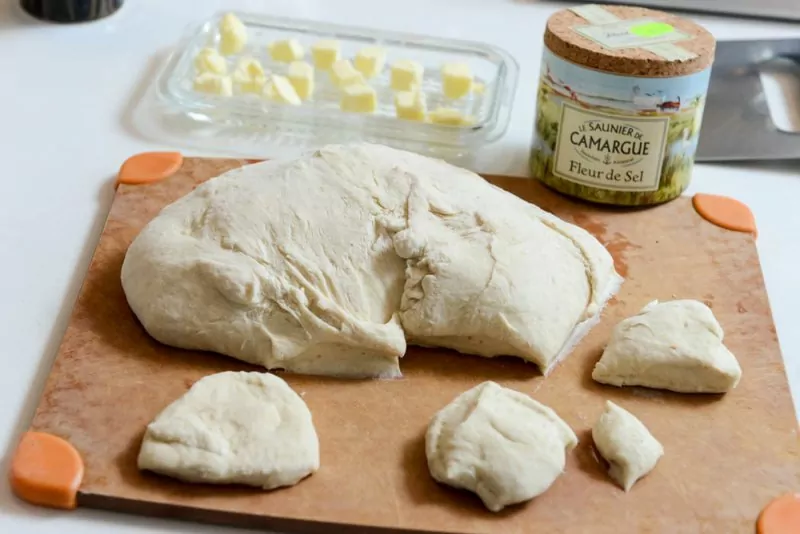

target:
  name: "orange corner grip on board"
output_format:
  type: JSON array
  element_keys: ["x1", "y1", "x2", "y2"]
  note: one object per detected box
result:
[
  {"x1": 116, "y1": 151, "x2": 183, "y2": 186},
  {"x1": 692, "y1": 193, "x2": 757, "y2": 238},
  {"x1": 9, "y1": 431, "x2": 84, "y2": 510},
  {"x1": 758, "y1": 493, "x2": 800, "y2": 534}
]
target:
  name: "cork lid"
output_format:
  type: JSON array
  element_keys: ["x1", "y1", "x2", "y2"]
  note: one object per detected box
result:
[{"x1": 544, "y1": 5, "x2": 715, "y2": 77}]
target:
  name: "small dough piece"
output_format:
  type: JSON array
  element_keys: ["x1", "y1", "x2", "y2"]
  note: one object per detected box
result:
[
  {"x1": 391, "y1": 59, "x2": 423, "y2": 91},
  {"x1": 442, "y1": 62, "x2": 473, "y2": 99},
  {"x1": 330, "y1": 59, "x2": 364, "y2": 88},
  {"x1": 311, "y1": 39, "x2": 341, "y2": 70},
  {"x1": 395, "y1": 90, "x2": 426, "y2": 121},
  {"x1": 193, "y1": 72, "x2": 233, "y2": 96},
  {"x1": 194, "y1": 47, "x2": 227, "y2": 75},
  {"x1": 592, "y1": 300, "x2": 743, "y2": 393},
  {"x1": 429, "y1": 107, "x2": 473, "y2": 126},
  {"x1": 138, "y1": 371, "x2": 319, "y2": 489},
  {"x1": 426, "y1": 381, "x2": 578, "y2": 512},
  {"x1": 341, "y1": 84, "x2": 377, "y2": 113},
  {"x1": 269, "y1": 75, "x2": 302, "y2": 105},
  {"x1": 287, "y1": 61, "x2": 315, "y2": 100},
  {"x1": 232, "y1": 57, "x2": 266, "y2": 94},
  {"x1": 219, "y1": 13, "x2": 247, "y2": 56},
  {"x1": 268, "y1": 39, "x2": 304, "y2": 63},
  {"x1": 354, "y1": 47, "x2": 387, "y2": 79},
  {"x1": 592, "y1": 401, "x2": 663, "y2": 491}
]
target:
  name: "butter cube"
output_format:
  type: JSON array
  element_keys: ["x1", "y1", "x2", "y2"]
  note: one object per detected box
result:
[
  {"x1": 268, "y1": 39, "x2": 304, "y2": 63},
  {"x1": 330, "y1": 60, "x2": 364, "y2": 88},
  {"x1": 262, "y1": 79, "x2": 277, "y2": 100},
  {"x1": 442, "y1": 63, "x2": 473, "y2": 99},
  {"x1": 287, "y1": 61, "x2": 314, "y2": 100},
  {"x1": 311, "y1": 40, "x2": 341, "y2": 70},
  {"x1": 193, "y1": 72, "x2": 233, "y2": 96},
  {"x1": 234, "y1": 57, "x2": 265, "y2": 79},
  {"x1": 194, "y1": 47, "x2": 227, "y2": 75},
  {"x1": 391, "y1": 60, "x2": 423, "y2": 91},
  {"x1": 270, "y1": 75, "x2": 302, "y2": 105},
  {"x1": 394, "y1": 90, "x2": 426, "y2": 121},
  {"x1": 472, "y1": 81, "x2": 485, "y2": 95},
  {"x1": 354, "y1": 47, "x2": 386, "y2": 79},
  {"x1": 233, "y1": 57, "x2": 266, "y2": 93},
  {"x1": 429, "y1": 107, "x2": 473, "y2": 126},
  {"x1": 341, "y1": 84, "x2": 377, "y2": 113},
  {"x1": 219, "y1": 13, "x2": 247, "y2": 56}
]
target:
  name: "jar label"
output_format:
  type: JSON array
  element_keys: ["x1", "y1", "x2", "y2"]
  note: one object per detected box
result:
[
  {"x1": 553, "y1": 103, "x2": 669, "y2": 191},
  {"x1": 533, "y1": 47, "x2": 712, "y2": 196}
]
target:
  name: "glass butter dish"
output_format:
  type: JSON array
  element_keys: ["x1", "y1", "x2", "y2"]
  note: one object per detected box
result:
[{"x1": 134, "y1": 11, "x2": 518, "y2": 160}]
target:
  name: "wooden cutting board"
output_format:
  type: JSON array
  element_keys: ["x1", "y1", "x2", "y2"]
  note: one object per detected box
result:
[{"x1": 16, "y1": 156, "x2": 800, "y2": 534}]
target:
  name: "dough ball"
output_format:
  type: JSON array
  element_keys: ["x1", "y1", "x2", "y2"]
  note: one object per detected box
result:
[
  {"x1": 122, "y1": 143, "x2": 620, "y2": 378},
  {"x1": 425, "y1": 381, "x2": 578, "y2": 512},
  {"x1": 592, "y1": 300, "x2": 742, "y2": 393},
  {"x1": 592, "y1": 401, "x2": 663, "y2": 491},
  {"x1": 138, "y1": 371, "x2": 319, "y2": 489}
]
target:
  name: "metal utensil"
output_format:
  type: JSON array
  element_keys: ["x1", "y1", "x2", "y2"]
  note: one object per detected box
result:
[{"x1": 696, "y1": 39, "x2": 800, "y2": 162}]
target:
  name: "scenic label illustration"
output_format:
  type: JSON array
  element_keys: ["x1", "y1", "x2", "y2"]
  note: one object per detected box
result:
[{"x1": 532, "y1": 47, "x2": 712, "y2": 200}]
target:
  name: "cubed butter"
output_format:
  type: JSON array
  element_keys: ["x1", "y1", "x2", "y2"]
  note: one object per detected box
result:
[
  {"x1": 234, "y1": 57, "x2": 265, "y2": 79},
  {"x1": 472, "y1": 81, "x2": 485, "y2": 95},
  {"x1": 268, "y1": 39, "x2": 304, "y2": 63},
  {"x1": 394, "y1": 90, "x2": 426, "y2": 121},
  {"x1": 354, "y1": 47, "x2": 386, "y2": 79},
  {"x1": 391, "y1": 60, "x2": 423, "y2": 91},
  {"x1": 311, "y1": 40, "x2": 341, "y2": 70},
  {"x1": 262, "y1": 79, "x2": 277, "y2": 100},
  {"x1": 441, "y1": 63, "x2": 473, "y2": 99},
  {"x1": 194, "y1": 47, "x2": 227, "y2": 75},
  {"x1": 341, "y1": 84, "x2": 377, "y2": 113},
  {"x1": 193, "y1": 72, "x2": 233, "y2": 96},
  {"x1": 270, "y1": 75, "x2": 302, "y2": 105},
  {"x1": 233, "y1": 57, "x2": 266, "y2": 93},
  {"x1": 287, "y1": 61, "x2": 315, "y2": 100},
  {"x1": 330, "y1": 60, "x2": 364, "y2": 88},
  {"x1": 429, "y1": 107, "x2": 473, "y2": 126},
  {"x1": 219, "y1": 13, "x2": 247, "y2": 56}
]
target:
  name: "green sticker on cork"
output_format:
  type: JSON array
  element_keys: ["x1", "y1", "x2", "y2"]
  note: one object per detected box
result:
[
  {"x1": 630, "y1": 22, "x2": 674, "y2": 38},
  {"x1": 574, "y1": 17, "x2": 695, "y2": 55},
  {"x1": 568, "y1": 6, "x2": 699, "y2": 61}
]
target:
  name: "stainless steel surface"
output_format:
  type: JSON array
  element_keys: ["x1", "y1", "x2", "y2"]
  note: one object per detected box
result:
[
  {"x1": 696, "y1": 39, "x2": 800, "y2": 162},
  {"x1": 597, "y1": 0, "x2": 800, "y2": 22}
]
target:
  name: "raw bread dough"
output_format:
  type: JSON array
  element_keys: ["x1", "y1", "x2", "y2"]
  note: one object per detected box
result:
[
  {"x1": 138, "y1": 371, "x2": 319, "y2": 489},
  {"x1": 122, "y1": 143, "x2": 621, "y2": 377},
  {"x1": 425, "y1": 381, "x2": 578, "y2": 512},
  {"x1": 592, "y1": 401, "x2": 663, "y2": 491},
  {"x1": 592, "y1": 300, "x2": 742, "y2": 393}
]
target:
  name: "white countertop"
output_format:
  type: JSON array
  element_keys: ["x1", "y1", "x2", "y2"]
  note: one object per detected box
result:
[{"x1": 1, "y1": 0, "x2": 798, "y2": 532}]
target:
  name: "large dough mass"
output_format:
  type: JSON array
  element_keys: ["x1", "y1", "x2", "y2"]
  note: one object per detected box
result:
[
  {"x1": 122, "y1": 144, "x2": 620, "y2": 377},
  {"x1": 425, "y1": 381, "x2": 578, "y2": 512},
  {"x1": 592, "y1": 300, "x2": 742, "y2": 393},
  {"x1": 138, "y1": 371, "x2": 319, "y2": 489}
]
